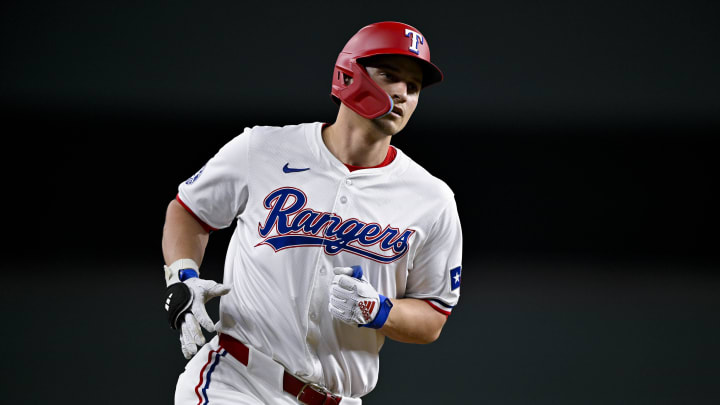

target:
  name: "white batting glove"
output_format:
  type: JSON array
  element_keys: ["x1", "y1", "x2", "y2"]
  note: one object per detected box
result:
[
  {"x1": 163, "y1": 259, "x2": 231, "y2": 359},
  {"x1": 329, "y1": 266, "x2": 393, "y2": 329},
  {"x1": 180, "y1": 278, "x2": 231, "y2": 358}
]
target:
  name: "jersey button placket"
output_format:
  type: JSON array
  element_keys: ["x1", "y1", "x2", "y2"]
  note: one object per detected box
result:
[{"x1": 339, "y1": 176, "x2": 354, "y2": 204}]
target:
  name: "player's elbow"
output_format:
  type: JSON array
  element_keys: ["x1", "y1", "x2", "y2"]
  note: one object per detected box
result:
[
  {"x1": 382, "y1": 298, "x2": 449, "y2": 344},
  {"x1": 420, "y1": 321, "x2": 445, "y2": 344},
  {"x1": 412, "y1": 312, "x2": 447, "y2": 344},
  {"x1": 415, "y1": 333, "x2": 439, "y2": 345},
  {"x1": 412, "y1": 301, "x2": 448, "y2": 344}
]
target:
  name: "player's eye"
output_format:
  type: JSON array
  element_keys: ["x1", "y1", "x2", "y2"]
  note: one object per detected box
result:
[{"x1": 380, "y1": 71, "x2": 396, "y2": 81}]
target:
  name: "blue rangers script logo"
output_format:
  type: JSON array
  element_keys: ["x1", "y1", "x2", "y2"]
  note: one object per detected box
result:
[{"x1": 256, "y1": 187, "x2": 414, "y2": 263}]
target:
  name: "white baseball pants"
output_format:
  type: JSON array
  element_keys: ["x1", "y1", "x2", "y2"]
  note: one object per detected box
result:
[{"x1": 174, "y1": 335, "x2": 362, "y2": 405}]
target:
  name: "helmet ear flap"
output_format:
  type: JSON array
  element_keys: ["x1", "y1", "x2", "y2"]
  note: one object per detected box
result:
[{"x1": 331, "y1": 61, "x2": 393, "y2": 119}]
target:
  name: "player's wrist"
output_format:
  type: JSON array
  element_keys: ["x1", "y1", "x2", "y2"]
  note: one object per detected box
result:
[
  {"x1": 164, "y1": 258, "x2": 200, "y2": 286},
  {"x1": 360, "y1": 294, "x2": 393, "y2": 329}
]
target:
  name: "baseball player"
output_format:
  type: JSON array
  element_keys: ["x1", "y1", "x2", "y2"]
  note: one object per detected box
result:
[{"x1": 162, "y1": 21, "x2": 463, "y2": 404}]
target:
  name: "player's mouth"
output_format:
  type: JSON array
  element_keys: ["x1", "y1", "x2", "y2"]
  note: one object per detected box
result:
[{"x1": 390, "y1": 107, "x2": 404, "y2": 118}]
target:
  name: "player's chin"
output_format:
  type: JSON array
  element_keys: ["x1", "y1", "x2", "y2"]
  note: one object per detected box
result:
[{"x1": 373, "y1": 115, "x2": 407, "y2": 136}]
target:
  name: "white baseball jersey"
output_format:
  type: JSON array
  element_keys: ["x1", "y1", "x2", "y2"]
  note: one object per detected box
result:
[{"x1": 177, "y1": 122, "x2": 463, "y2": 398}]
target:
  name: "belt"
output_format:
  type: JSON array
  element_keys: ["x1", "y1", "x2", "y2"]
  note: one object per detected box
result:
[{"x1": 219, "y1": 333, "x2": 342, "y2": 405}]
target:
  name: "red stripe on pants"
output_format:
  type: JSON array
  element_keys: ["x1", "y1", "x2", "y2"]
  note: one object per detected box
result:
[{"x1": 194, "y1": 347, "x2": 224, "y2": 405}]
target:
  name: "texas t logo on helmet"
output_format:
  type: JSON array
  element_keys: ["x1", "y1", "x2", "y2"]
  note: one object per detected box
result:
[
  {"x1": 404, "y1": 29, "x2": 424, "y2": 55},
  {"x1": 330, "y1": 21, "x2": 443, "y2": 120}
]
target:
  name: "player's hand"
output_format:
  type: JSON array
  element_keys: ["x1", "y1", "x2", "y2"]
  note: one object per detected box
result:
[
  {"x1": 329, "y1": 266, "x2": 393, "y2": 329},
  {"x1": 164, "y1": 277, "x2": 231, "y2": 359}
]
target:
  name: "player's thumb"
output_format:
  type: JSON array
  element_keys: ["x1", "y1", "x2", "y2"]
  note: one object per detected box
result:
[
  {"x1": 333, "y1": 266, "x2": 363, "y2": 279},
  {"x1": 207, "y1": 283, "x2": 231, "y2": 298}
]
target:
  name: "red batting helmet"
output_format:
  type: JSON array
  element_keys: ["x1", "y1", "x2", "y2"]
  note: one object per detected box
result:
[{"x1": 331, "y1": 21, "x2": 444, "y2": 119}]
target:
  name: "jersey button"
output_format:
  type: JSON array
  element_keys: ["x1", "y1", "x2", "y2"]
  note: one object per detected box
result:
[
  {"x1": 309, "y1": 312, "x2": 317, "y2": 320},
  {"x1": 345, "y1": 179, "x2": 353, "y2": 186},
  {"x1": 340, "y1": 196, "x2": 348, "y2": 204},
  {"x1": 319, "y1": 267, "x2": 326, "y2": 275}
]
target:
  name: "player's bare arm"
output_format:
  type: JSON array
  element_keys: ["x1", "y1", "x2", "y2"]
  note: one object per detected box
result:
[
  {"x1": 378, "y1": 298, "x2": 447, "y2": 344},
  {"x1": 162, "y1": 198, "x2": 230, "y2": 360},
  {"x1": 162, "y1": 199, "x2": 209, "y2": 265}
]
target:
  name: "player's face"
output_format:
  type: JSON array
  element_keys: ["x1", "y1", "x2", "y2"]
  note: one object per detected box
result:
[{"x1": 363, "y1": 55, "x2": 423, "y2": 135}]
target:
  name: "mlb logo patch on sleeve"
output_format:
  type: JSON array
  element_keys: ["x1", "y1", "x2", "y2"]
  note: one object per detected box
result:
[
  {"x1": 185, "y1": 166, "x2": 205, "y2": 185},
  {"x1": 450, "y1": 266, "x2": 461, "y2": 290}
]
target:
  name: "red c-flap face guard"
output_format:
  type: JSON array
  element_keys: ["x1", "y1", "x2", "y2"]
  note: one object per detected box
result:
[{"x1": 331, "y1": 61, "x2": 394, "y2": 120}]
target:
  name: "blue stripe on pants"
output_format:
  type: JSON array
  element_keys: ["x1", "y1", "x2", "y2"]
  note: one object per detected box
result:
[{"x1": 201, "y1": 349, "x2": 228, "y2": 404}]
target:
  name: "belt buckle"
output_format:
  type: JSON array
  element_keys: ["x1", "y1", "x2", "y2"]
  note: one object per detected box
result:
[{"x1": 297, "y1": 382, "x2": 335, "y2": 405}]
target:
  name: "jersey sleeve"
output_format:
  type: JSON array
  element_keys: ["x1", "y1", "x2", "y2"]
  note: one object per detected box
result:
[
  {"x1": 405, "y1": 197, "x2": 463, "y2": 316},
  {"x1": 176, "y1": 128, "x2": 251, "y2": 230}
]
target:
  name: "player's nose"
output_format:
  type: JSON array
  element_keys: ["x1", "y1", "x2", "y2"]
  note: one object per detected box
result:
[{"x1": 388, "y1": 81, "x2": 408, "y2": 103}]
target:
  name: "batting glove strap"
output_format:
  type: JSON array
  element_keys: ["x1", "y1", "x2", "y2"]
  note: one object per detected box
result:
[
  {"x1": 164, "y1": 258, "x2": 200, "y2": 286},
  {"x1": 178, "y1": 269, "x2": 199, "y2": 281},
  {"x1": 164, "y1": 282, "x2": 193, "y2": 330},
  {"x1": 360, "y1": 294, "x2": 393, "y2": 329}
]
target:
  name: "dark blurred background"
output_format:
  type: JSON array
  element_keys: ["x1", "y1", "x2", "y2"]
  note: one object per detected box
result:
[{"x1": 2, "y1": 1, "x2": 718, "y2": 403}]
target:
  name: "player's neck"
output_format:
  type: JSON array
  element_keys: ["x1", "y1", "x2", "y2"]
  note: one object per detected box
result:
[{"x1": 323, "y1": 109, "x2": 392, "y2": 167}]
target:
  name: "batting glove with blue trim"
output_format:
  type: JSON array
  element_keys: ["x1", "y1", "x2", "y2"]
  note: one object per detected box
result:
[{"x1": 329, "y1": 266, "x2": 393, "y2": 329}]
